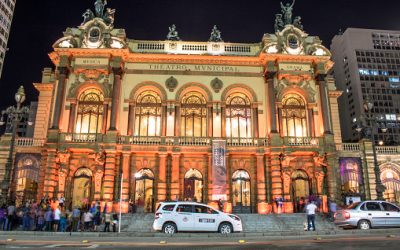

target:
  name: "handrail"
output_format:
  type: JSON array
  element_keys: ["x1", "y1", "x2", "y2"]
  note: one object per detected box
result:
[{"x1": 15, "y1": 138, "x2": 45, "y2": 147}]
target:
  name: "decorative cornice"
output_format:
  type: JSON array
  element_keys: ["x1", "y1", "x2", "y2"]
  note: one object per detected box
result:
[{"x1": 33, "y1": 83, "x2": 54, "y2": 91}]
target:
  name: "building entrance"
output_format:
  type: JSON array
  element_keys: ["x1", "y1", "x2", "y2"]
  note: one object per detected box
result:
[
  {"x1": 232, "y1": 170, "x2": 251, "y2": 213},
  {"x1": 291, "y1": 170, "x2": 310, "y2": 213},
  {"x1": 184, "y1": 169, "x2": 203, "y2": 202},
  {"x1": 134, "y1": 169, "x2": 154, "y2": 213},
  {"x1": 72, "y1": 168, "x2": 92, "y2": 209}
]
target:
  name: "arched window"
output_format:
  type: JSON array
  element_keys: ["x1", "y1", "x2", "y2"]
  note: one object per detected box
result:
[
  {"x1": 181, "y1": 91, "x2": 207, "y2": 137},
  {"x1": 281, "y1": 94, "x2": 308, "y2": 137},
  {"x1": 75, "y1": 89, "x2": 104, "y2": 134},
  {"x1": 226, "y1": 93, "x2": 252, "y2": 138},
  {"x1": 134, "y1": 91, "x2": 162, "y2": 137}
]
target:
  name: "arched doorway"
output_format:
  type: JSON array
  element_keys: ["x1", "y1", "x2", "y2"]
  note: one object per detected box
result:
[
  {"x1": 381, "y1": 167, "x2": 400, "y2": 203},
  {"x1": 184, "y1": 169, "x2": 203, "y2": 202},
  {"x1": 72, "y1": 168, "x2": 92, "y2": 209},
  {"x1": 291, "y1": 170, "x2": 310, "y2": 213},
  {"x1": 134, "y1": 169, "x2": 154, "y2": 213},
  {"x1": 15, "y1": 154, "x2": 40, "y2": 206},
  {"x1": 232, "y1": 170, "x2": 251, "y2": 213}
]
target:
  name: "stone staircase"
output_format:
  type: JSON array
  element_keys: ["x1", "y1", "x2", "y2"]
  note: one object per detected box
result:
[{"x1": 118, "y1": 213, "x2": 338, "y2": 232}]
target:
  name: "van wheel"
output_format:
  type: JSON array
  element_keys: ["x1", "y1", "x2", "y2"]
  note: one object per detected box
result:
[
  {"x1": 219, "y1": 222, "x2": 233, "y2": 234},
  {"x1": 163, "y1": 222, "x2": 177, "y2": 235},
  {"x1": 358, "y1": 220, "x2": 371, "y2": 230}
]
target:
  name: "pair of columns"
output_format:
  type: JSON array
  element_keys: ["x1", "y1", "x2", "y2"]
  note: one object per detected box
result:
[{"x1": 52, "y1": 67, "x2": 122, "y2": 132}]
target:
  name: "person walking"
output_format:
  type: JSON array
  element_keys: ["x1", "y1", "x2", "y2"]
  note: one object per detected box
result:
[
  {"x1": 71, "y1": 207, "x2": 81, "y2": 232},
  {"x1": 83, "y1": 210, "x2": 93, "y2": 231},
  {"x1": 44, "y1": 208, "x2": 53, "y2": 232},
  {"x1": 305, "y1": 201, "x2": 318, "y2": 231},
  {"x1": 53, "y1": 206, "x2": 61, "y2": 232},
  {"x1": 103, "y1": 212, "x2": 112, "y2": 232},
  {"x1": 6, "y1": 203, "x2": 16, "y2": 231}
]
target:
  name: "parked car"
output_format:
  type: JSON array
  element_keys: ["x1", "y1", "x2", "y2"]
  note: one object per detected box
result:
[
  {"x1": 152, "y1": 201, "x2": 243, "y2": 234},
  {"x1": 334, "y1": 200, "x2": 400, "y2": 229}
]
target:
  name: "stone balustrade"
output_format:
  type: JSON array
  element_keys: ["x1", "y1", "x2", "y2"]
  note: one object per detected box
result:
[
  {"x1": 15, "y1": 138, "x2": 45, "y2": 147},
  {"x1": 376, "y1": 146, "x2": 400, "y2": 154},
  {"x1": 60, "y1": 133, "x2": 102, "y2": 143},
  {"x1": 336, "y1": 143, "x2": 361, "y2": 152},
  {"x1": 284, "y1": 137, "x2": 320, "y2": 147}
]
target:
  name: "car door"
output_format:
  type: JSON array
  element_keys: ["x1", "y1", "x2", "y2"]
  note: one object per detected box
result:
[
  {"x1": 381, "y1": 202, "x2": 400, "y2": 227},
  {"x1": 194, "y1": 205, "x2": 218, "y2": 231},
  {"x1": 364, "y1": 201, "x2": 386, "y2": 227},
  {"x1": 174, "y1": 204, "x2": 195, "y2": 231}
]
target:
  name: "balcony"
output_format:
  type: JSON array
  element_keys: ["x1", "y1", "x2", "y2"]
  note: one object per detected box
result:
[
  {"x1": 336, "y1": 143, "x2": 360, "y2": 152},
  {"x1": 15, "y1": 138, "x2": 45, "y2": 147},
  {"x1": 376, "y1": 146, "x2": 400, "y2": 154},
  {"x1": 284, "y1": 137, "x2": 320, "y2": 147},
  {"x1": 60, "y1": 133, "x2": 103, "y2": 143}
]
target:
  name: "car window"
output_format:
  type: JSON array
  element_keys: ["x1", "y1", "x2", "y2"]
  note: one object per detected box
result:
[
  {"x1": 162, "y1": 205, "x2": 175, "y2": 211},
  {"x1": 381, "y1": 202, "x2": 400, "y2": 212},
  {"x1": 194, "y1": 205, "x2": 219, "y2": 214},
  {"x1": 365, "y1": 202, "x2": 382, "y2": 211},
  {"x1": 176, "y1": 205, "x2": 193, "y2": 213}
]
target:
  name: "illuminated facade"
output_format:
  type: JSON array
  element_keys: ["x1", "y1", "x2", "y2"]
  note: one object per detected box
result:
[
  {"x1": 9, "y1": 1, "x2": 400, "y2": 213},
  {"x1": 0, "y1": 0, "x2": 15, "y2": 78}
]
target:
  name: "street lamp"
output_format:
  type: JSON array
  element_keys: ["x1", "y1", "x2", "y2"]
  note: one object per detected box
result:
[
  {"x1": 0, "y1": 86, "x2": 30, "y2": 202},
  {"x1": 355, "y1": 96, "x2": 387, "y2": 200}
]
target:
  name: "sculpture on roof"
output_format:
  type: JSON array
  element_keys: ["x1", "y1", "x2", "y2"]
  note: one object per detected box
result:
[
  {"x1": 167, "y1": 24, "x2": 181, "y2": 41},
  {"x1": 81, "y1": 0, "x2": 115, "y2": 27},
  {"x1": 209, "y1": 25, "x2": 223, "y2": 42},
  {"x1": 274, "y1": 14, "x2": 284, "y2": 33},
  {"x1": 293, "y1": 16, "x2": 303, "y2": 30},
  {"x1": 95, "y1": 0, "x2": 107, "y2": 17},
  {"x1": 280, "y1": 0, "x2": 295, "y2": 25}
]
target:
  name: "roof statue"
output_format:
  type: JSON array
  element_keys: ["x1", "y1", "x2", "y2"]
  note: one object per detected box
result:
[
  {"x1": 81, "y1": 0, "x2": 115, "y2": 27},
  {"x1": 280, "y1": 0, "x2": 295, "y2": 25},
  {"x1": 209, "y1": 25, "x2": 223, "y2": 42},
  {"x1": 166, "y1": 24, "x2": 181, "y2": 41},
  {"x1": 275, "y1": 0, "x2": 303, "y2": 32}
]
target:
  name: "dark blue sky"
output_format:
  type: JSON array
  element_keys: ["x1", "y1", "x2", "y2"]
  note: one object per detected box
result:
[{"x1": 1, "y1": 0, "x2": 400, "y2": 108}]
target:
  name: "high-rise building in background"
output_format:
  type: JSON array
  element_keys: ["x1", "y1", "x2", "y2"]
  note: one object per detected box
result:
[
  {"x1": 0, "y1": 0, "x2": 15, "y2": 78},
  {"x1": 331, "y1": 28, "x2": 400, "y2": 145}
]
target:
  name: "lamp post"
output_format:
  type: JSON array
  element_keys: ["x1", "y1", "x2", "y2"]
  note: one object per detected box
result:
[
  {"x1": 0, "y1": 86, "x2": 30, "y2": 202},
  {"x1": 355, "y1": 97, "x2": 387, "y2": 201}
]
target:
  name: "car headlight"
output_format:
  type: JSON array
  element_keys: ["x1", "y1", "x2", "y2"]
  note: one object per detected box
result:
[{"x1": 228, "y1": 215, "x2": 241, "y2": 221}]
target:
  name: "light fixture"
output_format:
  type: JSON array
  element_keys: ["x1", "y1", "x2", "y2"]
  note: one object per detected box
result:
[
  {"x1": 378, "y1": 140, "x2": 384, "y2": 146},
  {"x1": 14, "y1": 86, "x2": 26, "y2": 105}
]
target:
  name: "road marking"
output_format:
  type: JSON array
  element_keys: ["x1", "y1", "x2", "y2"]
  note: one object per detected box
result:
[{"x1": 86, "y1": 244, "x2": 99, "y2": 249}]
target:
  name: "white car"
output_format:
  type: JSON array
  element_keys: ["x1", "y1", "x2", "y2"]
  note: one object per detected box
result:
[{"x1": 152, "y1": 202, "x2": 243, "y2": 234}]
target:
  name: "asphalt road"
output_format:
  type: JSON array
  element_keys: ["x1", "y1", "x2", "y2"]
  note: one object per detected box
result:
[{"x1": 0, "y1": 234, "x2": 400, "y2": 249}]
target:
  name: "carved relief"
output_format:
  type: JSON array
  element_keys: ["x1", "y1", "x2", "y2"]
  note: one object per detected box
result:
[
  {"x1": 165, "y1": 76, "x2": 178, "y2": 92},
  {"x1": 58, "y1": 171, "x2": 67, "y2": 192},
  {"x1": 94, "y1": 170, "x2": 104, "y2": 194},
  {"x1": 211, "y1": 78, "x2": 223, "y2": 93}
]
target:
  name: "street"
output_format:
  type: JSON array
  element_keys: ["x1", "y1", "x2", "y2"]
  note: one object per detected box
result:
[{"x1": 0, "y1": 233, "x2": 399, "y2": 249}]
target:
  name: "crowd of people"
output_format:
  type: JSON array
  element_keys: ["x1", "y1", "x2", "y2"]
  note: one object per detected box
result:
[{"x1": 0, "y1": 197, "x2": 120, "y2": 232}]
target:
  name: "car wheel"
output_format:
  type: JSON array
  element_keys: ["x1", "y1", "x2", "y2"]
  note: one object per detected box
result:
[
  {"x1": 358, "y1": 220, "x2": 371, "y2": 230},
  {"x1": 219, "y1": 222, "x2": 233, "y2": 234},
  {"x1": 163, "y1": 222, "x2": 177, "y2": 235}
]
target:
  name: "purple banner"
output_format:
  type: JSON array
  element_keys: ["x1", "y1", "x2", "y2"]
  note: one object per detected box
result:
[
  {"x1": 212, "y1": 140, "x2": 227, "y2": 200},
  {"x1": 339, "y1": 157, "x2": 363, "y2": 185}
]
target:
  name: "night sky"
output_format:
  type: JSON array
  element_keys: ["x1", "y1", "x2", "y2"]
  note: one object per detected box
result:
[{"x1": 1, "y1": 0, "x2": 400, "y2": 109}]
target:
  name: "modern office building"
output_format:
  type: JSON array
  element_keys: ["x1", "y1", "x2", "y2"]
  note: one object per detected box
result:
[
  {"x1": 331, "y1": 28, "x2": 400, "y2": 145},
  {"x1": 0, "y1": 0, "x2": 15, "y2": 78}
]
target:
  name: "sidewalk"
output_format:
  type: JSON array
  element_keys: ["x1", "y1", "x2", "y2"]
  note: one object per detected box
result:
[{"x1": 1, "y1": 228, "x2": 400, "y2": 238}]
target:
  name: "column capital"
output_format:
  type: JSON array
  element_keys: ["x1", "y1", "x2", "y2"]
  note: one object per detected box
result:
[{"x1": 57, "y1": 67, "x2": 69, "y2": 76}]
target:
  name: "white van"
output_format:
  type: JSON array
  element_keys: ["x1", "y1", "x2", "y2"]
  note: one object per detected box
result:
[{"x1": 152, "y1": 202, "x2": 243, "y2": 234}]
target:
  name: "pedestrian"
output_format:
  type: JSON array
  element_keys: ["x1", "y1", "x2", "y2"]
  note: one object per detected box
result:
[
  {"x1": 59, "y1": 211, "x2": 67, "y2": 232},
  {"x1": 6, "y1": 203, "x2": 16, "y2": 231},
  {"x1": 36, "y1": 211, "x2": 44, "y2": 231},
  {"x1": 348, "y1": 197, "x2": 354, "y2": 205},
  {"x1": 0, "y1": 205, "x2": 6, "y2": 230},
  {"x1": 22, "y1": 211, "x2": 31, "y2": 231},
  {"x1": 305, "y1": 201, "x2": 318, "y2": 231},
  {"x1": 328, "y1": 199, "x2": 337, "y2": 221},
  {"x1": 103, "y1": 212, "x2": 112, "y2": 232},
  {"x1": 93, "y1": 210, "x2": 101, "y2": 232},
  {"x1": 71, "y1": 207, "x2": 81, "y2": 232},
  {"x1": 53, "y1": 206, "x2": 61, "y2": 232},
  {"x1": 217, "y1": 199, "x2": 224, "y2": 211},
  {"x1": 112, "y1": 213, "x2": 119, "y2": 232},
  {"x1": 83, "y1": 210, "x2": 93, "y2": 231},
  {"x1": 44, "y1": 208, "x2": 53, "y2": 231},
  {"x1": 59, "y1": 196, "x2": 65, "y2": 209}
]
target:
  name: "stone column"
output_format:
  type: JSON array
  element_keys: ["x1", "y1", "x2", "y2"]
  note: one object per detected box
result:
[
  {"x1": 102, "y1": 103, "x2": 108, "y2": 134},
  {"x1": 308, "y1": 108, "x2": 314, "y2": 137},
  {"x1": 103, "y1": 152, "x2": 116, "y2": 201},
  {"x1": 43, "y1": 151, "x2": 58, "y2": 198},
  {"x1": 68, "y1": 102, "x2": 77, "y2": 133},
  {"x1": 256, "y1": 154, "x2": 266, "y2": 202},
  {"x1": 127, "y1": 104, "x2": 135, "y2": 136},
  {"x1": 317, "y1": 75, "x2": 333, "y2": 134},
  {"x1": 270, "y1": 154, "x2": 283, "y2": 203},
  {"x1": 208, "y1": 106, "x2": 213, "y2": 137},
  {"x1": 121, "y1": 153, "x2": 131, "y2": 202},
  {"x1": 221, "y1": 106, "x2": 226, "y2": 137},
  {"x1": 267, "y1": 76, "x2": 278, "y2": 133},
  {"x1": 174, "y1": 105, "x2": 181, "y2": 137},
  {"x1": 51, "y1": 67, "x2": 68, "y2": 129},
  {"x1": 109, "y1": 68, "x2": 122, "y2": 131},
  {"x1": 171, "y1": 153, "x2": 180, "y2": 200},
  {"x1": 253, "y1": 107, "x2": 259, "y2": 138},
  {"x1": 157, "y1": 153, "x2": 168, "y2": 202},
  {"x1": 162, "y1": 106, "x2": 168, "y2": 137}
]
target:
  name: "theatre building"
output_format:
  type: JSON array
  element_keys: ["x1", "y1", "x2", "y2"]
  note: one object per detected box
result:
[{"x1": 0, "y1": 2, "x2": 347, "y2": 213}]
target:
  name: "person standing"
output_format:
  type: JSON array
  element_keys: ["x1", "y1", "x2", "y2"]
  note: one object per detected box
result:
[
  {"x1": 103, "y1": 212, "x2": 112, "y2": 232},
  {"x1": 305, "y1": 201, "x2": 318, "y2": 231},
  {"x1": 44, "y1": 208, "x2": 53, "y2": 232},
  {"x1": 71, "y1": 207, "x2": 81, "y2": 232},
  {"x1": 6, "y1": 203, "x2": 16, "y2": 231},
  {"x1": 53, "y1": 206, "x2": 61, "y2": 232},
  {"x1": 0, "y1": 206, "x2": 6, "y2": 230},
  {"x1": 83, "y1": 210, "x2": 93, "y2": 231}
]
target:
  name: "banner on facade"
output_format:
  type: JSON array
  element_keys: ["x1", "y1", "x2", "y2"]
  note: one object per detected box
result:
[
  {"x1": 212, "y1": 140, "x2": 227, "y2": 201},
  {"x1": 339, "y1": 157, "x2": 363, "y2": 188}
]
